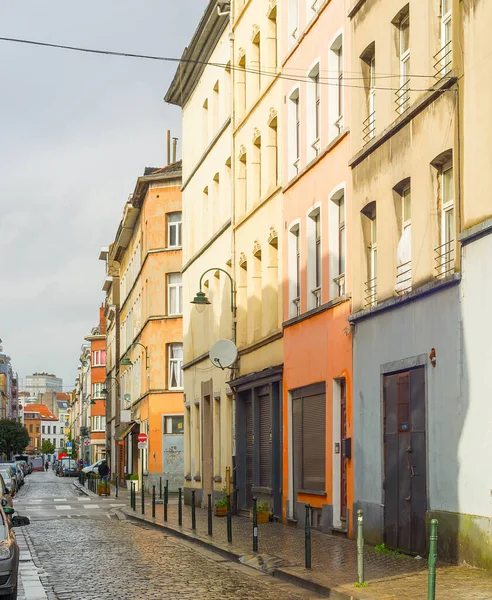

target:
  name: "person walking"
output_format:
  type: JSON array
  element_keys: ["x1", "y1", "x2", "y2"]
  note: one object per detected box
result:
[
  {"x1": 44, "y1": 460, "x2": 49, "y2": 472},
  {"x1": 97, "y1": 460, "x2": 110, "y2": 496}
]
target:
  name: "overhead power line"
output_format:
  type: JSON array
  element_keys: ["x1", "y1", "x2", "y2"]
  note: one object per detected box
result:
[{"x1": 0, "y1": 36, "x2": 455, "y2": 93}]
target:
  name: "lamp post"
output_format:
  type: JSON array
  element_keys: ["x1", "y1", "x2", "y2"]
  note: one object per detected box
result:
[
  {"x1": 191, "y1": 268, "x2": 237, "y2": 345},
  {"x1": 101, "y1": 376, "x2": 120, "y2": 477}
]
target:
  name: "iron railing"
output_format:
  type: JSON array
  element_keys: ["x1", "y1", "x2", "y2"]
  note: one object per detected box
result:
[
  {"x1": 364, "y1": 277, "x2": 377, "y2": 308},
  {"x1": 396, "y1": 261, "x2": 412, "y2": 295},
  {"x1": 434, "y1": 240, "x2": 455, "y2": 279},
  {"x1": 395, "y1": 79, "x2": 410, "y2": 114},
  {"x1": 362, "y1": 112, "x2": 376, "y2": 145},
  {"x1": 433, "y1": 40, "x2": 452, "y2": 80}
]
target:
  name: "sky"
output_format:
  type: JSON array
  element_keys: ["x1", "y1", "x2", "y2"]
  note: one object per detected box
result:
[{"x1": 0, "y1": 0, "x2": 208, "y2": 391}]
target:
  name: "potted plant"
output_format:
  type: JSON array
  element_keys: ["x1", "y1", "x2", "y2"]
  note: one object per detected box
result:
[
  {"x1": 215, "y1": 488, "x2": 228, "y2": 516},
  {"x1": 126, "y1": 473, "x2": 139, "y2": 492},
  {"x1": 253, "y1": 500, "x2": 271, "y2": 524}
]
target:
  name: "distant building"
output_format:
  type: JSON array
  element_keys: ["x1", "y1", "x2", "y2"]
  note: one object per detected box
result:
[
  {"x1": 0, "y1": 352, "x2": 18, "y2": 420},
  {"x1": 24, "y1": 404, "x2": 64, "y2": 452},
  {"x1": 24, "y1": 373, "x2": 63, "y2": 397}
]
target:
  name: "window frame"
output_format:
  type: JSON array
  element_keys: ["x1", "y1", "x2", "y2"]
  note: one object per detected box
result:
[
  {"x1": 168, "y1": 343, "x2": 184, "y2": 390},
  {"x1": 398, "y1": 13, "x2": 410, "y2": 112},
  {"x1": 92, "y1": 382, "x2": 105, "y2": 400},
  {"x1": 441, "y1": 162, "x2": 454, "y2": 248},
  {"x1": 168, "y1": 212, "x2": 182, "y2": 248},
  {"x1": 167, "y1": 272, "x2": 183, "y2": 316},
  {"x1": 92, "y1": 350, "x2": 106, "y2": 367}
]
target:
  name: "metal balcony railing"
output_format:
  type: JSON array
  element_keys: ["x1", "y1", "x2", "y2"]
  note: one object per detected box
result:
[
  {"x1": 293, "y1": 297, "x2": 300, "y2": 317},
  {"x1": 396, "y1": 261, "x2": 412, "y2": 295},
  {"x1": 312, "y1": 287, "x2": 321, "y2": 308},
  {"x1": 433, "y1": 40, "x2": 452, "y2": 80},
  {"x1": 434, "y1": 240, "x2": 455, "y2": 279},
  {"x1": 364, "y1": 277, "x2": 377, "y2": 308},
  {"x1": 395, "y1": 79, "x2": 410, "y2": 114},
  {"x1": 362, "y1": 112, "x2": 376, "y2": 145}
]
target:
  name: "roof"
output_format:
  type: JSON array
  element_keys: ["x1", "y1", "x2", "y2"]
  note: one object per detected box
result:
[
  {"x1": 23, "y1": 404, "x2": 59, "y2": 420},
  {"x1": 57, "y1": 400, "x2": 70, "y2": 410},
  {"x1": 132, "y1": 160, "x2": 182, "y2": 208},
  {"x1": 143, "y1": 161, "x2": 182, "y2": 177},
  {"x1": 56, "y1": 393, "x2": 70, "y2": 400}
]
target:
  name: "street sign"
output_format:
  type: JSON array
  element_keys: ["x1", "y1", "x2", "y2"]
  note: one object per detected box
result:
[
  {"x1": 84, "y1": 439, "x2": 90, "y2": 446},
  {"x1": 138, "y1": 433, "x2": 148, "y2": 444},
  {"x1": 138, "y1": 442, "x2": 147, "y2": 450},
  {"x1": 66, "y1": 442, "x2": 72, "y2": 450}
]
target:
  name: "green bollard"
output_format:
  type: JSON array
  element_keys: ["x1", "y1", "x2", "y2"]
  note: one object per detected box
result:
[
  {"x1": 164, "y1": 481, "x2": 168, "y2": 521},
  {"x1": 226, "y1": 494, "x2": 232, "y2": 543},
  {"x1": 152, "y1": 485, "x2": 156, "y2": 519},
  {"x1": 252, "y1": 497, "x2": 258, "y2": 552},
  {"x1": 305, "y1": 504, "x2": 311, "y2": 569},
  {"x1": 178, "y1": 487, "x2": 183, "y2": 526},
  {"x1": 208, "y1": 493, "x2": 213, "y2": 536},
  {"x1": 141, "y1": 482, "x2": 145, "y2": 515},
  {"x1": 191, "y1": 490, "x2": 196, "y2": 530},
  {"x1": 357, "y1": 509, "x2": 364, "y2": 584},
  {"x1": 428, "y1": 519, "x2": 438, "y2": 600}
]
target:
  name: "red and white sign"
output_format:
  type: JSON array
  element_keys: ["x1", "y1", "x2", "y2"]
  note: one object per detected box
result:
[
  {"x1": 84, "y1": 439, "x2": 90, "y2": 446},
  {"x1": 138, "y1": 433, "x2": 148, "y2": 444}
]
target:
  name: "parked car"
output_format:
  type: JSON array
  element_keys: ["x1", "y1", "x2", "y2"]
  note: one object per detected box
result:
[
  {"x1": 29, "y1": 457, "x2": 44, "y2": 472},
  {"x1": 15, "y1": 461, "x2": 29, "y2": 477},
  {"x1": 0, "y1": 500, "x2": 30, "y2": 599},
  {"x1": 0, "y1": 475, "x2": 13, "y2": 509},
  {"x1": 14, "y1": 463, "x2": 26, "y2": 483},
  {"x1": 82, "y1": 460, "x2": 104, "y2": 475},
  {"x1": 0, "y1": 465, "x2": 22, "y2": 490},
  {"x1": 0, "y1": 468, "x2": 16, "y2": 497},
  {"x1": 60, "y1": 459, "x2": 79, "y2": 477},
  {"x1": 14, "y1": 456, "x2": 31, "y2": 475},
  {"x1": 52, "y1": 460, "x2": 59, "y2": 473}
]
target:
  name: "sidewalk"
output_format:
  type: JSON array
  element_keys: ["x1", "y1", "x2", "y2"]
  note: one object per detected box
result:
[{"x1": 76, "y1": 481, "x2": 492, "y2": 600}]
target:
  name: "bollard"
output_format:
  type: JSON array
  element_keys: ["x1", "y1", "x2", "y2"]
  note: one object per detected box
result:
[
  {"x1": 178, "y1": 487, "x2": 182, "y2": 526},
  {"x1": 252, "y1": 497, "x2": 258, "y2": 552},
  {"x1": 159, "y1": 476, "x2": 162, "y2": 500},
  {"x1": 115, "y1": 477, "x2": 118, "y2": 498},
  {"x1": 141, "y1": 482, "x2": 145, "y2": 516},
  {"x1": 226, "y1": 494, "x2": 232, "y2": 543},
  {"x1": 132, "y1": 482, "x2": 135, "y2": 511},
  {"x1": 427, "y1": 519, "x2": 438, "y2": 600},
  {"x1": 305, "y1": 504, "x2": 311, "y2": 569},
  {"x1": 357, "y1": 509, "x2": 364, "y2": 584},
  {"x1": 152, "y1": 485, "x2": 156, "y2": 518},
  {"x1": 207, "y1": 493, "x2": 213, "y2": 536},
  {"x1": 191, "y1": 490, "x2": 196, "y2": 530},
  {"x1": 164, "y1": 481, "x2": 168, "y2": 522}
]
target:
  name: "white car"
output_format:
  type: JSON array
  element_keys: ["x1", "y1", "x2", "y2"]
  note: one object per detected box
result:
[{"x1": 82, "y1": 460, "x2": 104, "y2": 475}]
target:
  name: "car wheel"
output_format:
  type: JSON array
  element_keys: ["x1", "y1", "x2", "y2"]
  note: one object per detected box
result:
[{"x1": 4, "y1": 586, "x2": 17, "y2": 600}]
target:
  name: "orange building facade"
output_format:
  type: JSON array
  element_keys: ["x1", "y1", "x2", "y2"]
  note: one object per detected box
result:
[{"x1": 281, "y1": 0, "x2": 354, "y2": 536}]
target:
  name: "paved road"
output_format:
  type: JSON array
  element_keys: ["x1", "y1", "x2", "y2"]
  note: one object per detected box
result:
[{"x1": 13, "y1": 472, "x2": 319, "y2": 600}]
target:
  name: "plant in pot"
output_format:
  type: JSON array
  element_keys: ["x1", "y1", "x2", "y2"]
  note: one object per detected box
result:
[
  {"x1": 254, "y1": 499, "x2": 271, "y2": 524},
  {"x1": 126, "y1": 473, "x2": 139, "y2": 492},
  {"x1": 215, "y1": 488, "x2": 229, "y2": 516}
]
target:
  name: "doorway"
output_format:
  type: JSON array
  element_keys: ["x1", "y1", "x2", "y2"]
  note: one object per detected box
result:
[{"x1": 383, "y1": 367, "x2": 427, "y2": 554}]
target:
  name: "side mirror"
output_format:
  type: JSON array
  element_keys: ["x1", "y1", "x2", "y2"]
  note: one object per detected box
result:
[{"x1": 3, "y1": 506, "x2": 14, "y2": 515}]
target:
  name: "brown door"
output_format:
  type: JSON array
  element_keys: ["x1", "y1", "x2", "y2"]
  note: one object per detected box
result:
[
  {"x1": 384, "y1": 367, "x2": 427, "y2": 555},
  {"x1": 340, "y1": 378, "x2": 347, "y2": 525},
  {"x1": 202, "y1": 396, "x2": 213, "y2": 502}
]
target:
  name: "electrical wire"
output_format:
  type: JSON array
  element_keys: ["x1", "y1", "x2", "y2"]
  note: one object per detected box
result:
[{"x1": 0, "y1": 36, "x2": 455, "y2": 93}]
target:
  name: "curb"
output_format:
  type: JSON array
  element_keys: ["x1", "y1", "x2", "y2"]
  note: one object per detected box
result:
[
  {"x1": 120, "y1": 507, "x2": 354, "y2": 599},
  {"x1": 72, "y1": 481, "x2": 92, "y2": 497}
]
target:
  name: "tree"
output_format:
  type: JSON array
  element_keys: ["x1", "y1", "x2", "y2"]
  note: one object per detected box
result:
[
  {"x1": 41, "y1": 440, "x2": 56, "y2": 455},
  {"x1": 0, "y1": 419, "x2": 30, "y2": 457}
]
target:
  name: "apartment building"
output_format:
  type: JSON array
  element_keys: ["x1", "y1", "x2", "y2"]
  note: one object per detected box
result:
[
  {"x1": 281, "y1": 0, "x2": 354, "y2": 536},
  {"x1": 165, "y1": 2, "x2": 232, "y2": 507},
  {"x1": 24, "y1": 404, "x2": 63, "y2": 451},
  {"x1": 109, "y1": 162, "x2": 184, "y2": 491},
  {"x1": 23, "y1": 408, "x2": 41, "y2": 453}
]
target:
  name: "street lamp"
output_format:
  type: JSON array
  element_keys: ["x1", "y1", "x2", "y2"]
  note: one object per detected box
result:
[
  {"x1": 82, "y1": 394, "x2": 95, "y2": 406},
  {"x1": 121, "y1": 342, "x2": 150, "y2": 370}
]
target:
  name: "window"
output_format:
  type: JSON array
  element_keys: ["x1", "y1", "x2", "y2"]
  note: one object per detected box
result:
[
  {"x1": 36, "y1": 425, "x2": 40, "y2": 434},
  {"x1": 237, "y1": 52, "x2": 247, "y2": 116},
  {"x1": 268, "y1": 116, "x2": 278, "y2": 189},
  {"x1": 267, "y1": 6, "x2": 278, "y2": 72},
  {"x1": 308, "y1": 0, "x2": 319, "y2": 21},
  {"x1": 441, "y1": 0, "x2": 452, "y2": 75},
  {"x1": 168, "y1": 213, "x2": 182, "y2": 248},
  {"x1": 252, "y1": 134, "x2": 262, "y2": 202},
  {"x1": 307, "y1": 63, "x2": 321, "y2": 159},
  {"x1": 329, "y1": 189, "x2": 346, "y2": 299},
  {"x1": 53, "y1": 426, "x2": 56, "y2": 434},
  {"x1": 398, "y1": 13, "x2": 410, "y2": 112},
  {"x1": 92, "y1": 350, "x2": 106, "y2": 367},
  {"x1": 202, "y1": 98, "x2": 209, "y2": 147},
  {"x1": 288, "y1": 0, "x2": 299, "y2": 48},
  {"x1": 369, "y1": 57, "x2": 376, "y2": 137},
  {"x1": 47, "y1": 426, "x2": 51, "y2": 434},
  {"x1": 288, "y1": 224, "x2": 301, "y2": 317},
  {"x1": 92, "y1": 383, "x2": 105, "y2": 399},
  {"x1": 238, "y1": 149, "x2": 247, "y2": 215},
  {"x1": 439, "y1": 163, "x2": 454, "y2": 277},
  {"x1": 42, "y1": 425, "x2": 45, "y2": 434},
  {"x1": 168, "y1": 343, "x2": 183, "y2": 389},
  {"x1": 307, "y1": 208, "x2": 322, "y2": 309},
  {"x1": 92, "y1": 415, "x2": 106, "y2": 432},
  {"x1": 362, "y1": 202, "x2": 377, "y2": 307},
  {"x1": 396, "y1": 182, "x2": 412, "y2": 294},
  {"x1": 168, "y1": 273, "x2": 183, "y2": 315},
  {"x1": 212, "y1": 81, "x2": 219, "y2": 133},
  {"x1": 361, "y1": 44, "x2": 376, "y2": 144},
  {"x1": 337, "y1": 195, "x2": 346, "y2": 294},
  {"x1": 289, "y1": 89, "x2": 300, "y2": 178},
  {"x1": 252, "y1": 31, "x2": 261, "y2": 96},
  {"x1": 164, "y1": 415, "x2": 184, "y2": 434},
  {"x1": 29, "y1": 424, "x2": 33, "y2": 433}
]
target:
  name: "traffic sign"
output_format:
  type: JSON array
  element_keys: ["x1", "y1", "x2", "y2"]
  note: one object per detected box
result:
[
  {"x1": 138, "y1": 433, "x2": 148, "y2": 444},
  {"x1": 84, "y1": 439, "x2": 90, "y2": 446},
  {"x1": 67, "y1": 442, "x2": 72, "y2": 448},
  {"x1": 138, "y1": 442, "x2": 147, "y2": 450}
]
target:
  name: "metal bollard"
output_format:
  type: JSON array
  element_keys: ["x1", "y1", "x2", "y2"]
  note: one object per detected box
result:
[
  {"x1": 357, "y1": 509, "x2": 364, "y2": 584},
  {"x1": 141, "y1": 482, "x2": 145, "y2": 515},
  {"x1": 159, "y1": 476, "x2": 162, "y2": 500},
  {"x1": 252, "y1": 497, "x2": 258, "y2": 552},
  {"x1": 427, "y1": 519, "x2": 438, "y2": 600},
  {"x1": 115, "y1": 477, "x2": 118, "y2": 498},
  {"x1": 152, "y1": 485, "x2": 156, "y2": 518},
  {"x1": 132, "y1": 482, "x2": 135, "y2": 511},
  {"x1": 207, "y1": 493, "x2": 213, "y2": 536},
  {"x1": 164, "y1": 481, "x2": 168, "y2": 522},
  {"x1": 305, "y1": 504, "x2": 311, "y2": 569},
  {"x1": 191, "y1": 490, "x2": 196, "y2": 530},
  {"x1": 178, "y1": 487, "x2": 182, "y2": 526},
  {"x1": 226, "y1": 494, "x2": 232, "y2": 543}
]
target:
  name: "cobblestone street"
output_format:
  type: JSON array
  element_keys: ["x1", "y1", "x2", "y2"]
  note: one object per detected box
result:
[{"x1": 14, "y1": 472, "x2": 320, "y2": 599}]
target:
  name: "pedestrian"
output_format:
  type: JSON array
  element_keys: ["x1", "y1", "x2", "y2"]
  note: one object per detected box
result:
[
  {"x1": 44, "y1": 460, "x2": 49, "y2": 472},
  {"x1": 97, "y1": 460, "x2": 110, "y2": 481}
]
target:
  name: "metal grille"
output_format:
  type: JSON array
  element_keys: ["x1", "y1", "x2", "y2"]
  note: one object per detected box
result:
[
  {"x1": 433, "y1": 40, "x2": 452, "y2": 79},
  {"x1": 302, "y1": 392, "x2": 326, "y2": 491},
  {"x1": 364, "y1": 277, "x2": 377, "y2": 308},
  {"x1": 434, "y1": 240, "x2": 454, "y2": 279},
  {"x1": 259, "y1": 392, "x2": 271, "y2": 488},
  {"x1": 395, "y1": 80, "x2": 410, "y2": 114},
  {"x1": 244, "y1": 395, "x2": 254, "y2": 508},
  {"x1": 396, "y1": 261, "x2": 412, "y2": 295},
  {"x1": 363, "y1": 111, "x2": 376, "y2": 145}
]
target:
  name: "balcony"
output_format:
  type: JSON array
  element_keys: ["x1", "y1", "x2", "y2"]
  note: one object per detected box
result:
[
  {"x1": 396, "y1": 261, "x2": 412, "y2": 295},
  {"x1": 434, "y1": 240, "x2": 455, "y2": 279},
  {"x1": 364, "y1": 277, "x2": 377, "y2": 308},
  {"x1": 433, "y1": 40, "x2": 452, "y2": 80},
  {"x1": 395, "y1": 79, "x2": 410, "y2": 114},
  {"x1": 362, "y1": 112, "x2": 376, "y2": 145}
]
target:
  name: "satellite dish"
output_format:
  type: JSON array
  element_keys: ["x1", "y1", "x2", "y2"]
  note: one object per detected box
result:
[{"x1": 209, "y1": 340, "x2": 238, "y2": 369}]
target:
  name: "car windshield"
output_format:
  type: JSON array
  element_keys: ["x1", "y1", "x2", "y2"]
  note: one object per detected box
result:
[{"x1": 0, "y1": 464, "x2": 14, "y2": 473}]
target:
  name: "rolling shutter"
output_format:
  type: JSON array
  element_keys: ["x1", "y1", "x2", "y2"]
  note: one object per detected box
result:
[
  {"x1": 258, "y1": 389, "x2": 271, "y2": 488},
  {"x1": 245, "y1": 394, "x2": 254, "y2": 508},
  {"x1": 302, "y1": 391, "x2": 326, "y2": 491}
]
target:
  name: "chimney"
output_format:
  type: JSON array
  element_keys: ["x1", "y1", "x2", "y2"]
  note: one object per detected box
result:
[
  {"x1": 172, "y1": 137, "x2": 178, "y2": 163},
  {"x1": 167, "y1": 130, "x2": 171, "y2": 166}
]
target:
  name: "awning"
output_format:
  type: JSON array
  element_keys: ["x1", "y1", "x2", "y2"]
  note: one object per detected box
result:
[{"x1": 115, "y1": 421, "x2": 137, "y2": 441}]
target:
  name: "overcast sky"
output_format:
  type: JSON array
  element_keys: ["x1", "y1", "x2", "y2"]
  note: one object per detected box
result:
[{"x1": 0, "y1": 0, "x2": 207, "y2": 391}]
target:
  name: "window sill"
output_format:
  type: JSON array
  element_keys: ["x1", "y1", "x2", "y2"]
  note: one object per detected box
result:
[
  {"x1": 298, "y1": 489, "x2": 327, "y2": 496},
  {"x1": 193, "y1": 475, "x2": 201, "y2": 482},
  {"x1": 252, "y1": 486, "x2": 273, "y2": 495},
  {"x1": 185, "y1": 474, "x2": 192, "y2": 481}
]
